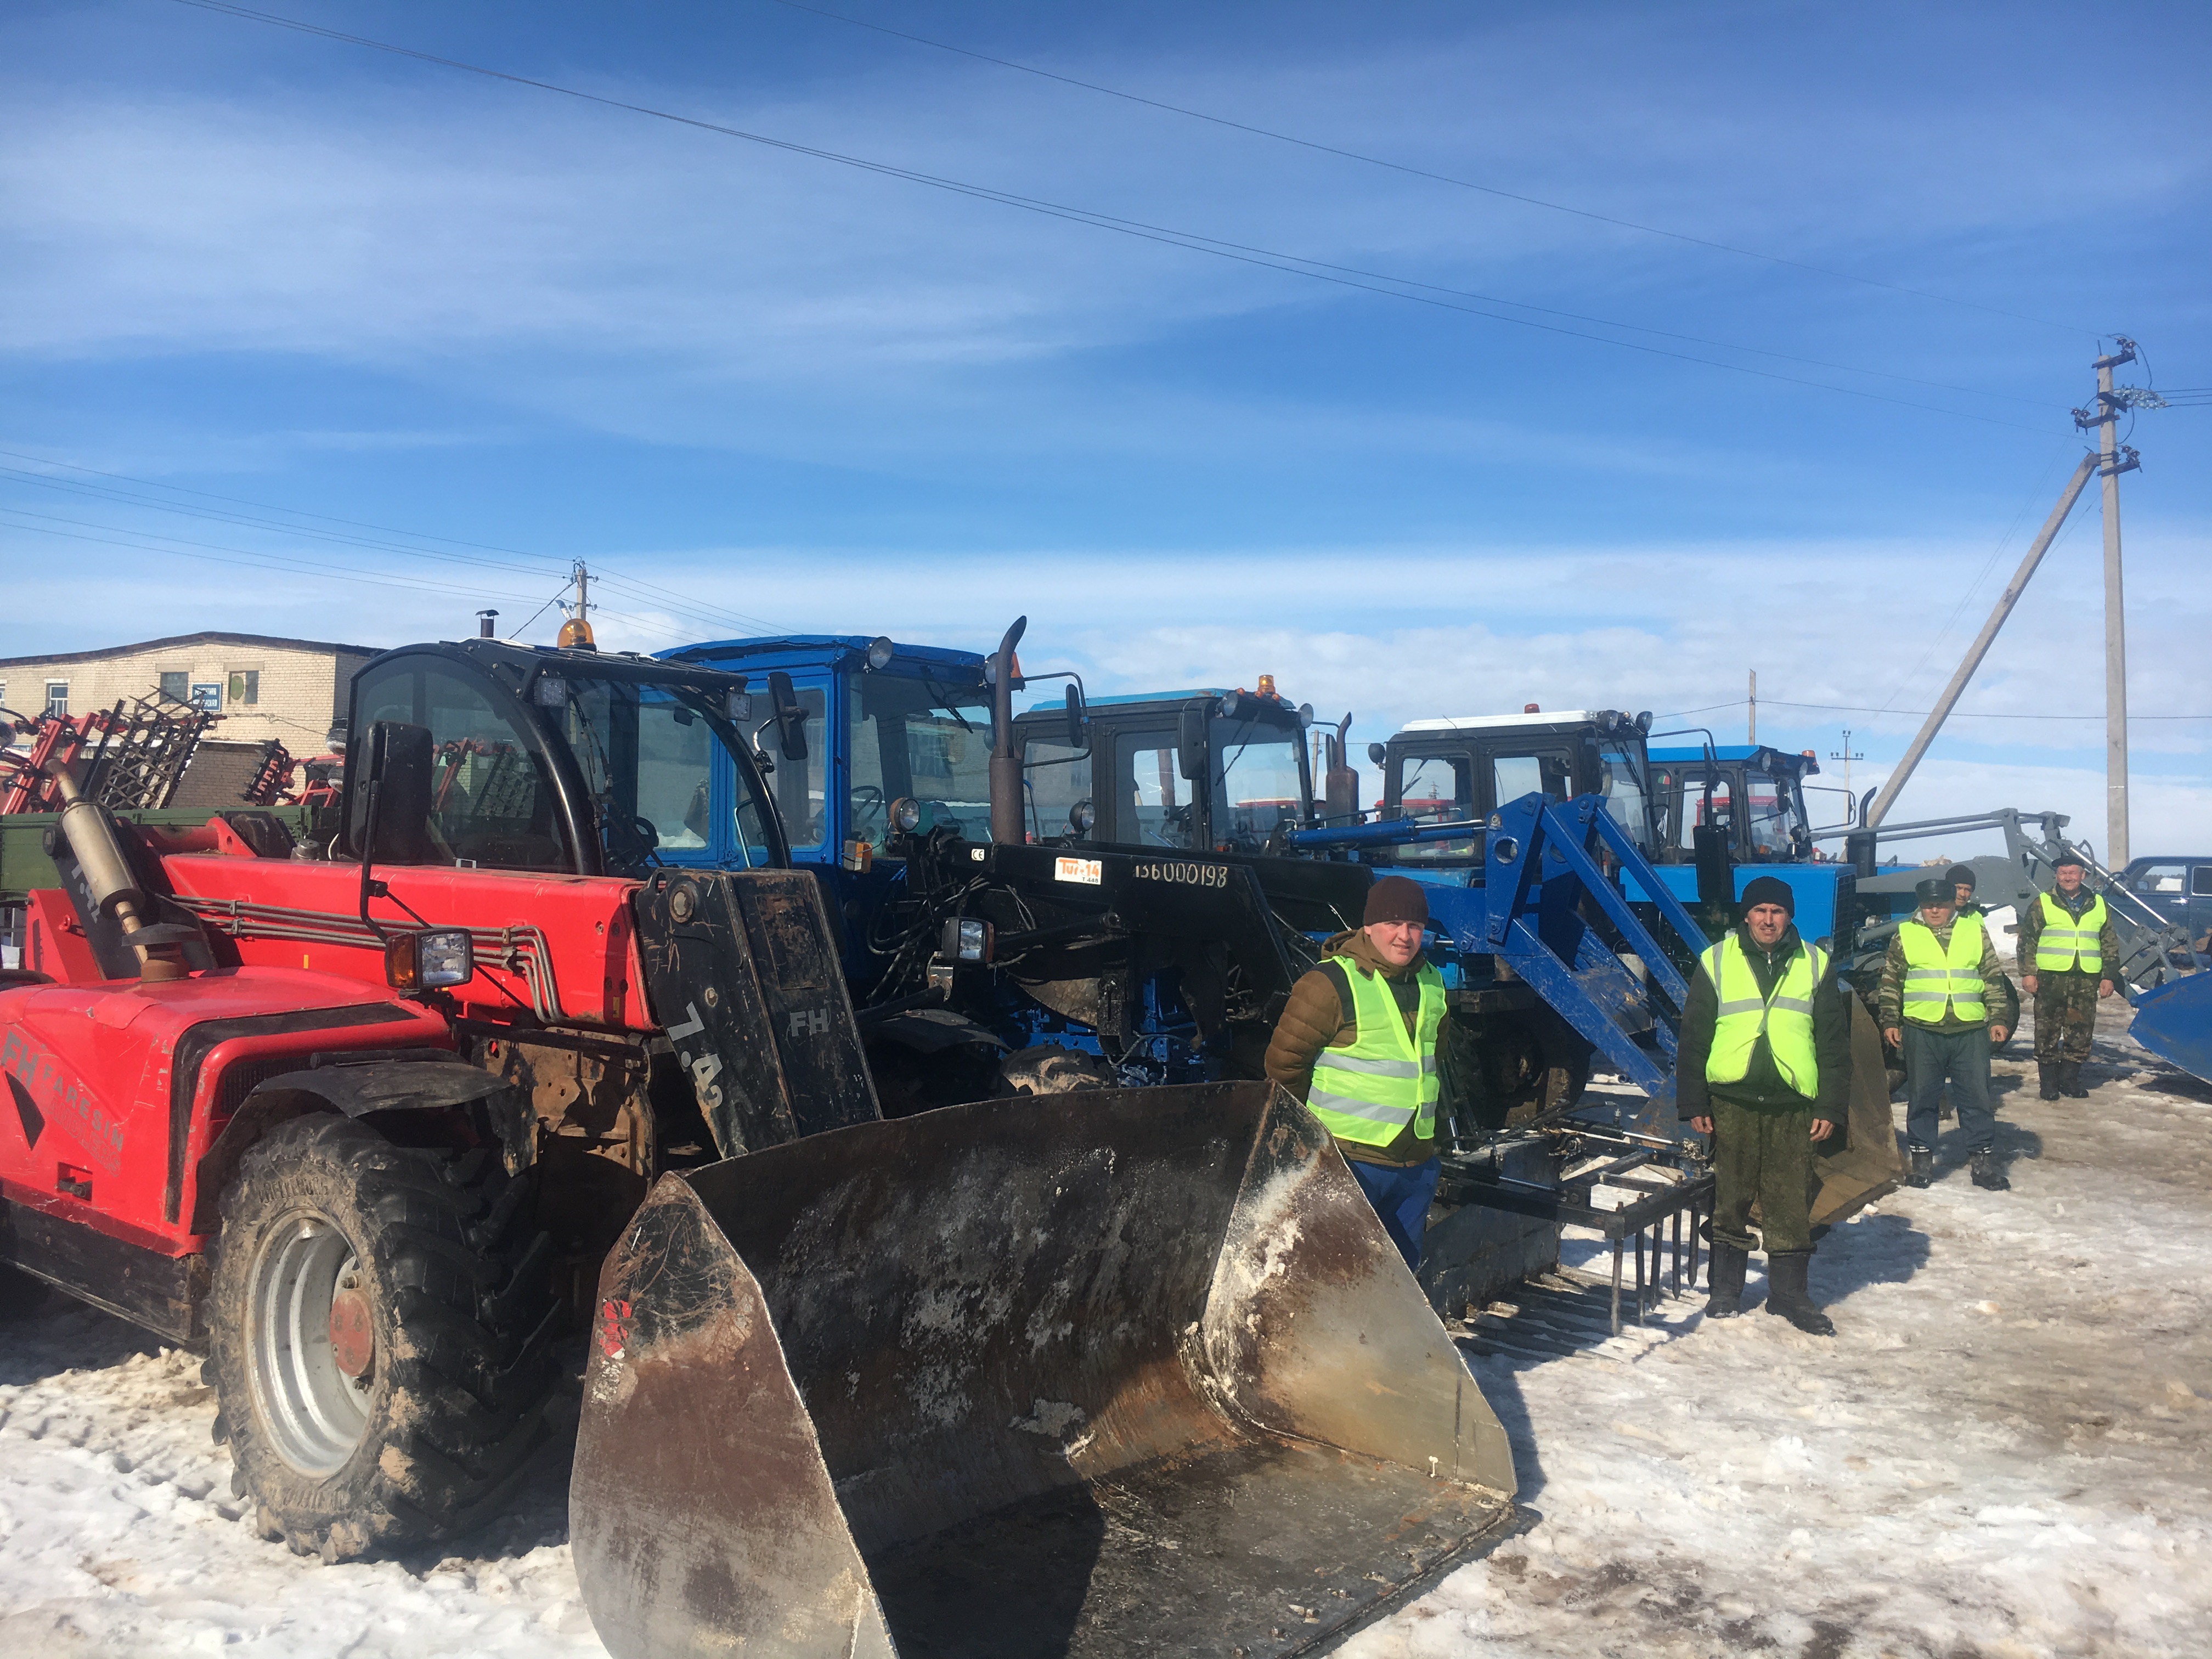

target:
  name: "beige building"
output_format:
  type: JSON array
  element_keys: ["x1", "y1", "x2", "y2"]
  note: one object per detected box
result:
[{"x1": 0, "y1": 631, "x2": 379, "y2": 755}]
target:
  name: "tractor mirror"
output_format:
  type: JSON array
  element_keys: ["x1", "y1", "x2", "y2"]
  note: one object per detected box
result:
[
  {"x1": 1063, "y1": 683, "x2": 1086, "y2": 750},
  {"x1": 1177, "y1": 704, "x2": 1207, "y2": 783},
  {"x1": 768, "y1": 672, "x2": 809, "y2": 763},
  {"x1": 347, "y1": 721, "x2": 437, "y2": 864}
]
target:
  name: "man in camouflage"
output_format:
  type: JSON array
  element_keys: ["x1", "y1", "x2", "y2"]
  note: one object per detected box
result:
[
  {"x1": 2018, "y1": 851, "x2": 2118, "y2": 1101},
  {"x1": 1880, "y1": 876, "x2": 2013, "y2": 1191}
]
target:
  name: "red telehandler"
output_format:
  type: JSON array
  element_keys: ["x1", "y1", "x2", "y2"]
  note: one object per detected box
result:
[{"x1": 1, "y1": 636, "x2": 1518, "y2": 1657}]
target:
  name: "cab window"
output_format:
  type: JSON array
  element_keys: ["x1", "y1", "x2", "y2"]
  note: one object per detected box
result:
[
  {"x1": 1392, "y1": 753, "x2": 1476, "y2": 861},
  {"x1": 1022, "y1": 737, "x2": 1094, "y2": 842},
  {"x1": 755, "y1": 684, "x2": 827, "y2": 851},
  {"x1": 353, "y1": 659, "x2": 569, "y2": 870},
  {"x1": 1211, "y1": 713, "x2": 1307, "y2": 851},
  {"x1": 847, "y1": 673, "x2": 991, "y2": 845},
  {"x1": 1119, "y1": 730, "x2": 1197, "y2": 849},
  {"x1": 1600, "y1": 744, "x2": 1653, "y2": 850},
  {"x1": 1742, "y1": 774, "x2": 1804, "y2": 860}
]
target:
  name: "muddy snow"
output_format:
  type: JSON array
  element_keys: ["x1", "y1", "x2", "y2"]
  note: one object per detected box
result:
[{"x1": 5, "y1": 998, "x2": 2208, "y2": 1657}]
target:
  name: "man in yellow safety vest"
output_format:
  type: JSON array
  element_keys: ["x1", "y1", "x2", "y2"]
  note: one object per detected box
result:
[
  {"x1": 2017, "y1": 850, "x2": 2117, "y2": 1101},
  {"x1": 1880, "y1": 876, "x2": 2013, "y2": 1191},
  {"x1": 1265, "y1": 875, "x2": 1444, "y2": 1273},
  {"x1": 1677, "y1": 874, "x2": 1853, "y2": 1335}
]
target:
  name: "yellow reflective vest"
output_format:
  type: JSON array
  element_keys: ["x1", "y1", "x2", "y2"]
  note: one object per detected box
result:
[
  {"x1": 1899, "y1": 912, "x2": 1988, "y2": 1025},
  {"x1": 1702, "y1": 934, "x2": 1825, "y2": 1098},
  {"x1": 2033, "y1": 891, "x2": 2108, "y2": 975},
  {"x1": 1307, "y1": 958, "x2": 1443, "y2": 1148}
]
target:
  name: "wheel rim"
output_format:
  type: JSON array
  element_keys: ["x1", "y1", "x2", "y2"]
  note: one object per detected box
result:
[{"x1": 246, "y1": 1210, "x2": 374, "y2": 1476}]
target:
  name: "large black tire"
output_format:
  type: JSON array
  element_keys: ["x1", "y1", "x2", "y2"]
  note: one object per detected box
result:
[{"x1": 206, "y1": 1113, "x2": 556, "y2": 1560}]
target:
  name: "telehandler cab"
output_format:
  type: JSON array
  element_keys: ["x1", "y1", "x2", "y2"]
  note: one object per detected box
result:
[{"x1": 1, "y1": 633, "x2": 1522, "y2": 1656}]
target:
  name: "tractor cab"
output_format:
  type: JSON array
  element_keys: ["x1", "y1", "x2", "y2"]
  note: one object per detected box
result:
[
  {"x1": 346, "y1": 639, "x2": 787, "y2": 877},
  {"x1": 1365, "y1": 708, "x2": 1657, "y2": 874},
  {"x1": 1015, "y1": 681, "x2": 1317, "y2": 854},
  {"x1": 1648, "y1": 744, "x2": 1821, "y2": 867}
]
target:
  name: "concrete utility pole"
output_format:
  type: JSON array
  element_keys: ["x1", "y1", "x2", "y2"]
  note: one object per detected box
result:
[
  {"x1": 1864, "y1": 450, "x2": 2099, "y2": 828},
  {"x1": 1830, "y1": 730, "x2": 1863, "y2": 799},
  {"x1": 2092, "y1": 340, "x2": 2140, "y2": 867}
]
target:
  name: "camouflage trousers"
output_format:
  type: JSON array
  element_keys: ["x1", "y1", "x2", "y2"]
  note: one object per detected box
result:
[
  {"x1": 1710, "y1": 1095, "x2": 1819, "y2": 1256},
  {"x1": 2032, "y1": 969, "x2": 2100, "y2": 1062}
]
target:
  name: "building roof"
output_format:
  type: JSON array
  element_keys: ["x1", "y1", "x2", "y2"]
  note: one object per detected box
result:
[{"x1": 0, "y1": 631, "x2": 381, "y2": 670}]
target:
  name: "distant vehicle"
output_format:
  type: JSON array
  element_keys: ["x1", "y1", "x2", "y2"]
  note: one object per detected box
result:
[{"x1": 2119, "y1": 855, "x2": 2212, "y2": 948}]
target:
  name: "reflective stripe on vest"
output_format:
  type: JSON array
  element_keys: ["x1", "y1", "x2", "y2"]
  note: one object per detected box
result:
[
  {"x1": 1899, "y1": 912, "x2": 1988, "y2": 1024},
  {"x1": 2033, "y1": 891, "x2": 2108, "y2": 974},
  {"x1": 1702, "y1": 934, "x2": 1825, "y2": 1098},
  {"x1": 1308, "y1": 958, "x2": 1444, "y2": 1147}
]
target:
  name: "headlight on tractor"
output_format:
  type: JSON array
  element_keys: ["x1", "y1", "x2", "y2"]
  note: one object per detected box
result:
[
  {"x1": 385, "y1": 928, "x2": 475, "y2": 992},
  {"x1": 890, "y1": 797, "x2": 922, "y2": 833}
]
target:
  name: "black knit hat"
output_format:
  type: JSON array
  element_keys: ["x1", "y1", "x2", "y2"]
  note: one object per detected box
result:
[
  {"x1": 1915, "y1": 876, "x2": 1955, "y2": 907},
  {"x1": 1740, "y1": 874, "x2": 1795, "y2": 916},
  {"x1": 1363, "y1": 874, "x2": 1430, "y2": 928},
  {"x1": 1944, "y1": 863, "x2": 1977, "y2": 889}
]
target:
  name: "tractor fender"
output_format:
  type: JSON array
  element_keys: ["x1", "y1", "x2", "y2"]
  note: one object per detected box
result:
[{"x1": 190, "y1": 1058, "x2": 531, "y2": 1235}]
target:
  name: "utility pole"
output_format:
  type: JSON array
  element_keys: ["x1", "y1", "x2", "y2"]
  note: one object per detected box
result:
[
  {"x1": 2090, "y1": 340, "x2": 2140, "y2": 866},
  {"x1": 1864, "y1": 450, "x2": 2098, "y2": 827},
  {"x1": 557, "y1": 558, "x2": 597, "y2": 649},
  {"x1": 1748, "y1": 669, "x2": 1756, "y2": 744},
  {"x1": 1830, "y1": 730, "x2": 1863, "y2": 799}
]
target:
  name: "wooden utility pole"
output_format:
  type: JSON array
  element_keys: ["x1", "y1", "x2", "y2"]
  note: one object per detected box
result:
[{"x1": 2093, "y1": 341, "x2": 2139, "y2": 866}]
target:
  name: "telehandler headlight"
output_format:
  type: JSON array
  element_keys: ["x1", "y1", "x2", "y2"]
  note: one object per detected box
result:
[
  {"x1": 939, "y1": 918, "x2": 994, "y2": 964},
  {"x1": 726, "y1": 689, "x2": 753, "y2": 721},
  {"x1": 385, "y1": 928, "x2": 475, "y2": 992}
]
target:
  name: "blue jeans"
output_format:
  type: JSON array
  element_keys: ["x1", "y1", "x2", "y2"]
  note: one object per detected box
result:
[
  {"x1": 1903, "y1": 1023, "x2": 1995, "y2": 1149},
  {"x1": 1349, "y1": 1156, "x2": 1442, "y2": 1273}
]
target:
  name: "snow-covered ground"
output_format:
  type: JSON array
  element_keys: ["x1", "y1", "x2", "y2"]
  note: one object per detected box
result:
[{"x1": 5, "y1": 998, "x2": 2208, "y2": 1657}]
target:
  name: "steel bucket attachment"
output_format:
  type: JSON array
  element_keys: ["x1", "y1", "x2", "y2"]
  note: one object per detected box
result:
[
  {"x1": 571, "y1": 1081, "x2": 1519, "y2": 1659},
  {"x1": 1810, "y1": 997, "x2": 1907, "y2": 1227},
  {"x1": 2129, "y1": 972, "x2": 2212, "y2": 1086}
]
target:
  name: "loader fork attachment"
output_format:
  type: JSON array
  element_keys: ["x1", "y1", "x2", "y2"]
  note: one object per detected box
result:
[{"x1": 571, "y1": 1081, "x2": 1520, "y2": 1659}]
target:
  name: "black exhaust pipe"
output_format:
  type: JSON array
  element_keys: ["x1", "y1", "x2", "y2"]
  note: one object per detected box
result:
[{"x1": 988, "y1": 616, "x2": 1027, "y2": 845}]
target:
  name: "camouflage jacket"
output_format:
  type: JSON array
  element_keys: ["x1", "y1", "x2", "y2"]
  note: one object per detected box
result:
[
  {"x1": 2015, "y1": 887, "x2": 2121, "y2": 978},
  {"x1": 1877, "y1": 914, "x2": 2011, "y2": 1032}
]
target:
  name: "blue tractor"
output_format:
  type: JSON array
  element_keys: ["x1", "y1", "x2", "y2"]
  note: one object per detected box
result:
[{"x1": 1639, "y1": 743, "x2": 1858, "y2": 953}]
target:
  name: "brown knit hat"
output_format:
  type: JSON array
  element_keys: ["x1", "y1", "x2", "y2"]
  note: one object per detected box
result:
[{"x1": 1363, "y1": 874, "x2": 1430, "y2": 928}]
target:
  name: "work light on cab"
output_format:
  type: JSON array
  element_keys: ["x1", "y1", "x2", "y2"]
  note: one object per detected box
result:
[{"x1": 384, "y1": 928, "x2": 475, "y2": 992}]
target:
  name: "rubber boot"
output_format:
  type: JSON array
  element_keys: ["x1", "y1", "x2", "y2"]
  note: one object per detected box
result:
[
  {"x1": 1971, "y1": 1147, "x2": 2011, "y2": 1191},
  {"x1": 2062, "y1": 1061, "x2": 2090, "y2": 1099},
  {"x1": 2038, "y1": 1062, "x2": 2061, "y2": 1101},
  {"x1": 1703, "y1": 1243, "x2": 1748, "y2": 1320},
  {"x1": 1763, "y1": 1251, "x2": 1835, "y2": 1336},
  {"x1": 1904, "y1": 1144, "x2": 1935, "y2": 1188}
]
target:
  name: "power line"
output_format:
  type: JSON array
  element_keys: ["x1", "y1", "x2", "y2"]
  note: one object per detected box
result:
[
  {"x1": 1663, "y1": 694, "x2": 2211, "y2": 723},
  {"x1": 0, "y1": 511, "x2": 689, "y2": 642},
  {"x1": 0, "y1": 445, "x2": 790, "y2": 637},
  {"x1": 167, "y1": 1, "x2": 2067, "y2": 436},
  {"x1": 757, "y1": 0, "x2": 2095, "y2": 340}
]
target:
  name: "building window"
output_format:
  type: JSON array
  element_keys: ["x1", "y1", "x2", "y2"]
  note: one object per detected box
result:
[
  {"x1": 190, "y1": 682, "x2": 222, "y2": 713},
  {"x1": 159, "y1": 670, "x2": 189, "y2": 704},
  {"x1": 229, "y1": 669, "x2": 259, "y2": 706},
  {"x1": 44, "y1": 682, "x2": 68, "y2": 718}
]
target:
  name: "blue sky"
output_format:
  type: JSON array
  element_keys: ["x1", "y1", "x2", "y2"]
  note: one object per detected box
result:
[{"x1": 4, "y1": 0, "x2": 2208, "y2": 856}]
